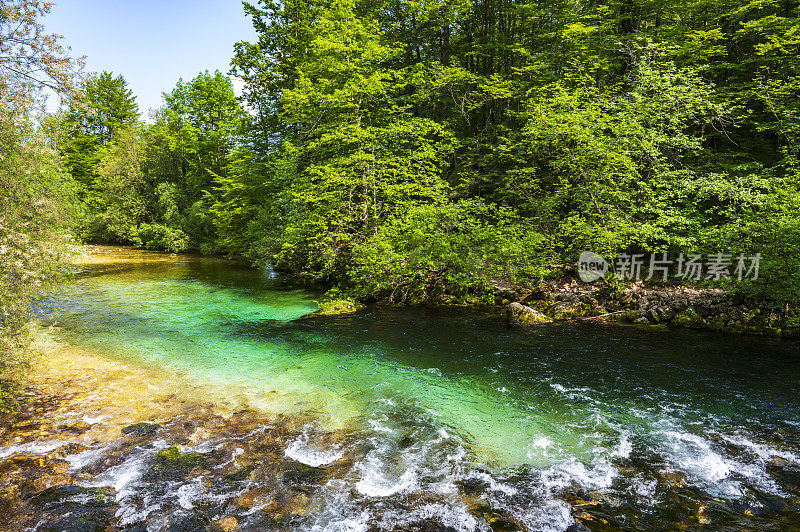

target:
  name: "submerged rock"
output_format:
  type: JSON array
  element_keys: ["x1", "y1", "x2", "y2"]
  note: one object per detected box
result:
[
  {"x1": 29, "y1": 484, "x2": 115, "y2": 506},
  {"x1": 39, "y1": 514, "x2": 110, "y2": 532},
  {"x1": 144, "y1": 445, "x2": 208, "y2": 481},
  {"x1": 403, "y1": 520, "x2": 459, "y2": 532},
  {"x1": 565, "y1": 522, "x2": 592, "y2": 532},
  {"x1": 58, "y1": 420, "x2": 93, "y2": 434},
  {"x1": 281, "y1": 461, "x2": 328, "y2": 487},
  {"x1": 28, "y1": 485, "x2": 116, "y2": 532},
  {"x1": 166, "y1": 511, "x2": 210, "y2": 531},
  {"x1": 208, "y1": 516, "x2": 239, "y2": 531},
  {"x1": 0, "y1": 453, "x2": 72, "y2": 500},
  {"x1": 455, "y1": 477, "x2": 489, "y2": 495},
  {"x1": 466, "y1": 496, "x2": 524, "y2": 532},
  {"x1": 506, "y1": 302, "x2": 552, "y2": 325},
  {"x1": 121, "y1": 422, "x2": 159, "y2": 437}
]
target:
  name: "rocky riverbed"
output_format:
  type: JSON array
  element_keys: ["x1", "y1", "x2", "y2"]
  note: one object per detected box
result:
[
  {"x1": 0, "y1": 333, "x2": 590, "y2": 532},
  {"x1": 4, "y1": 328, "x2": 799, "y2": 532},
  {"x1": 0, "y1": 335, "x2": 352, "y2": 531}
]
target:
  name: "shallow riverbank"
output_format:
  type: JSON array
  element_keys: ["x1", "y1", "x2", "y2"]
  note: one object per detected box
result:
[{"x1": 0, "y1": 333, "x2": 342, "y2": 530}]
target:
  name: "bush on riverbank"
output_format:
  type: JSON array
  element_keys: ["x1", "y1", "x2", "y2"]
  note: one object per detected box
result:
[
  {"x1": 0, "y1": 100, "x2": 78, "y2": 410},
  {"x1": 0, "y1": 1, "x2": 81, "y2": 411}
]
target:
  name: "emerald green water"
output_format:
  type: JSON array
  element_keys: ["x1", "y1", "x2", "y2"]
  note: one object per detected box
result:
[{"x1": 39, "y1": 248, "x2": 800, "y2": 530}]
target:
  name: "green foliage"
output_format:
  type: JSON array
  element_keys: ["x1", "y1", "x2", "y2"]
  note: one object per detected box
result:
[
  {"x1": 716, "y1": 190, "x2": 800, "y2": 303},
  {"x1": 210, "y1": 151, "x2": 275, "y2": 257},
  {"x1": 162, "y1": 71, "x2": 248, "y2": 198},
  {"x1": 221, "y1": 0, "x2": 800, "y2": 303},
  {"x1": 0, "y1": 84, "x2": 78, "y2": 410},
  {"x1": 55, "y1": 0, "x2": 800, "y2": 306},
  {"x1": 59, "y1": 71, "x2": 139, "y2": 206},
  {"x1": 349, "y1": 200, "x2": 553, "y2": 303},
  {"x1": 135, "y1": 224, "x2": 189, "y2": 253},
  {"x1": 63, "y1": 70, "x2": 249, "y2": 254},
  {"x1": 502, "y1": 56, "x2": 733, "y2": 257},
  {"x1": 275, "y1": 115, "x2": 457, "y2": 281}
]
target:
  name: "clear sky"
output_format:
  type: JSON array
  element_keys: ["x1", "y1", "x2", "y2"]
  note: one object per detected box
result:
[{"x1": 45, "y1": 0, "x2": 258, "y2": 116}]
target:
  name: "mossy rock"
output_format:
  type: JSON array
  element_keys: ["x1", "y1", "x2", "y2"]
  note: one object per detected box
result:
[
  {"x1": 671, "y1": 307, "x2": 707, "y2": 329},
  {"x1": 30, "y1": 486, "x2": 116, "y2": 532},
  {"x1": 29, "y1": 485, "x2": 115, "y2": 507},
  {"x1": 405, "y1": 285, "x2": 428, "y2": 306},
  {"x1": 311, "y1": 299, "x2": 364, "y2": 316},
  {"x1": 707, "y1": 316, "x2": 726, "y2": 331},
  {"x1": 723, "y1": 321, "x2": 745, "y2": 334},
  {"x1": 615, "y1": 310, "x2": 639, "y2": 323},
  {"x1": 40, "y1": 513, "x2": 112, "y2": 532},
  {"x1": 645, "y1": 308, "x2": 662, "y2": 324},
  {"x1": 523, "y1": 299, "x2": 551, "y2": 313},
  {"x1": 506, "y1": 302, "x2": 552, "y2": 325},
  {"x1": 549, "y1": 302, "x2": 591, "y2": 321},
  {"x1": 145, "y1": 446, "x2": 207, "y2": 481}
]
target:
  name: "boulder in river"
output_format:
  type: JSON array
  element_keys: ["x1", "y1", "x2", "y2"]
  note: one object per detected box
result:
[{"x1": 144, "y1": 445, "x2": 208, "y2": 482}]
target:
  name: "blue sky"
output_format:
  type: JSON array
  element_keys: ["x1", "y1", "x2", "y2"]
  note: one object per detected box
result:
[{"x1": 45, "y1": 0, "x2": 258, "y2": 115}]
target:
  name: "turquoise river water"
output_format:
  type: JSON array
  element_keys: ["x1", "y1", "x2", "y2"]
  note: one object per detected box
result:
[{"x1": 27, "y1": 248, "x2": 800, "y2": 530}]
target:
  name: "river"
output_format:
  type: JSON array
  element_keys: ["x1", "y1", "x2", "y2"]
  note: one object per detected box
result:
[{"x1": 7, "y1": 246, "x2": 800, "y2": 531}]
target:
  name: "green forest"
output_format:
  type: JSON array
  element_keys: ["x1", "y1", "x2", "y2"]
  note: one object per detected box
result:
[{"x1": 3, "y1": 0, "x2": 800, "y2": 344}]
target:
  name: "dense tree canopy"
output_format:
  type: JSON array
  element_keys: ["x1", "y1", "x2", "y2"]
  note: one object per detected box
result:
[
  {"x1": 68, "y1": 71, "x2": 248, "y2": 253},
  {"x1": 220, "y1": 0, "x2": 800, "y2": 302},
  {"x1": 59, "y1": 71, "x2": 139, "y2": 204},
  {"x1": 33, "y1": 0, "x2": 800, "y2": 306}
]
